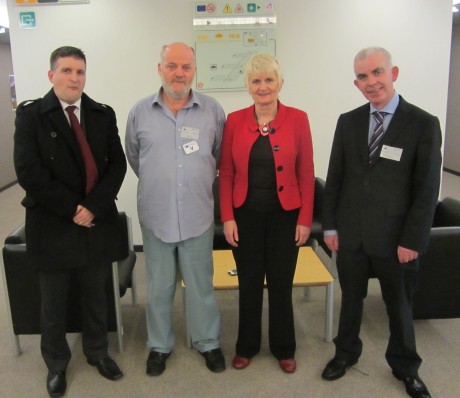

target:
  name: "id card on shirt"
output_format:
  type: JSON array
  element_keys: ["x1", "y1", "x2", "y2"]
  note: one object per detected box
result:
[
  {"x1": 181, "y1": 126, "x2": 200, "y2": 140},
  {"x1": 381, "y1": 145, "x2": 403, "y2": 161},
  {"x1": 183, "y1": 140, "x2": 200, "y2": 154}
]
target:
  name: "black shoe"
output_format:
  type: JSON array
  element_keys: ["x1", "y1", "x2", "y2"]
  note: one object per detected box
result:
[
  {"x1": 321, "y1": 357, "x2": 358, "y2": 381},
  {"x1": 392, "y1": 371, "x2": 432, "y2": 398},
  {"x1": 146, "y1": 351, "x2": 171, "y2": 376},
  {"x1": 87, "y1": 356, "x2": 123, "y2": 381},
  {"x1": 46, "y1": 371, "x2": 66, "y2": 397},
  {"x1": 200, "y1": 348, "x2": 226, "y2": 373}
]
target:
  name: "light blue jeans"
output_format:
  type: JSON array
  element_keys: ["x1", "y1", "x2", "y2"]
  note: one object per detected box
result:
[{"x1": 141, "y1": 224, "x2": 221, "y2": 353}]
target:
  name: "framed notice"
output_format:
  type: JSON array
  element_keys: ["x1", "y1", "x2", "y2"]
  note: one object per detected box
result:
[{"x1": 193, "y1": 1, "x2": 276, "y2": 91}]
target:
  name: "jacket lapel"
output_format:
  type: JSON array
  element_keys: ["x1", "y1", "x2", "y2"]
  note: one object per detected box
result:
[
  {"x1": 370, "y1": 96, "x2": 409, "y2": 167},
  {"x1": 356, "y1": 104, "x2": 372, "y2": 168},
  {"x1": 41, "y1": 89, "x2": 85, "y2": 170}
]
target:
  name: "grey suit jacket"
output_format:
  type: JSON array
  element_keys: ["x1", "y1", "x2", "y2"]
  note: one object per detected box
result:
[{"x1": 322, "y1": 96, "x2": 442, "y2": 258}]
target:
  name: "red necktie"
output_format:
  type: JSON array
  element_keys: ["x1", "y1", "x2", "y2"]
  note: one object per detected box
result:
[{"x1": 65, "y1": 105, "x2": 98, "y2": 194}]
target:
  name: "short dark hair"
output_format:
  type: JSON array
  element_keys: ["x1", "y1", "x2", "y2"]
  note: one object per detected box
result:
[{"x1": 50, "y1": 46, "x2": 86, "y2": 70}]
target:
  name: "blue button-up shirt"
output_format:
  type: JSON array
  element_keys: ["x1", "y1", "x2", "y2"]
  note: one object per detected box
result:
[
  {"x1": 125, "y1": 89, "x2": 225, "y2": 242},
  {"x1": 368, "y1": 91, "x2": 399, "y2": 142}
]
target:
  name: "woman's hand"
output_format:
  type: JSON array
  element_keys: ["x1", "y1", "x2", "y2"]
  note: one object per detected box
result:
[
  {"x1": 295, "y1": 225, "x2": 311, "y2": 247},
  {"x1": 223, "y1": 220, "x2": 239, "y2": 247}
]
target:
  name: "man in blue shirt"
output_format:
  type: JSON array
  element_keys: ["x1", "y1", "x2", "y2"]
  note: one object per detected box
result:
[{"x1": 125, "y1": 42, "x2": 226, "y2": 376}]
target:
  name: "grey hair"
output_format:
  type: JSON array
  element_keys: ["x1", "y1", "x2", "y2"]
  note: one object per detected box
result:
[
  {"x1": 354, "y1": 47, "x2": 393, "y2": 68},
  {"x1": 160, "y1": 43, "x2": 195, "y2": 63}
]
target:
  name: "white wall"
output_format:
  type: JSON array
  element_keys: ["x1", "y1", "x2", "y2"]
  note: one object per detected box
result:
[
  {"x1": 0, "y1": 42, "x2": 15, "y2": 189},
  {"x1": 7, "y1": 0, "x2": 453, "y2": 244},
  {"x1": 445, "y1": 22, "x2": 460, "y2": 173}
]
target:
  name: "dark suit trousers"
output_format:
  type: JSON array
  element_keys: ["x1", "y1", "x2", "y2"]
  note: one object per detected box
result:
[
  {"x1": 334, "y1": 248, "x2": 422, "y2": 376},
  {"x1": 232, "y1": 207, "x2": 299, "y2": 360},
  {"x1": 39, "y1": 263, "x2": 110, "y2": 372}
]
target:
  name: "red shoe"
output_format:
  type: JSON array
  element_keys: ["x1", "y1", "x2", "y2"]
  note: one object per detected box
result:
[
  {"x1": 279, "y1": 358, "x2": 296, "y2": 373},
  {"x1": 232, "y1": 355, "x2": 251, "y2": 370}
]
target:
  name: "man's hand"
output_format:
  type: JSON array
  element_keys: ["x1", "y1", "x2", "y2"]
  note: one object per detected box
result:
[
  {"x1": 73, "y1": 205, "x2": 95, "y2": 228},
  {"x1": 324, "y1": 234, "x2": 339, "y2": 253},
  {"x1": 397, "y1": 246, "x2": 418, "y2": 263}
]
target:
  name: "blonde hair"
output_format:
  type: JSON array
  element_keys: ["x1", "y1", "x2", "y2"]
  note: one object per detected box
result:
[{"x1": 244, "y1": 53, "x2": 283, "y2": 87}]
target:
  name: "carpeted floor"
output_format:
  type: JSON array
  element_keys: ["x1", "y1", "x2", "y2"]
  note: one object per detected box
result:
[{"x1": 1, "y1": 173, "x2": 460, "y2": 397}]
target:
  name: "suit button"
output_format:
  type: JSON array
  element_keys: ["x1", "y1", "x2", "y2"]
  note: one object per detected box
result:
[
  {"x1": 277, "y1": 165, "x2": 283, "y2": 172},
  {"x1": 273, "y1": 145, "x2": 280, "y2": 152},
  {"x1": 278, "y1": 186, "x2": 284, "y2": 192},
  {"x1": 50, "y1": 132, "x2": 57, "y2": 138}
]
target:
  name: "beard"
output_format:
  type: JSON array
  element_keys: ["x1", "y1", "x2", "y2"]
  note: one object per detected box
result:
[{"x1": 162, "y1": 79, "x2": 191, "y2": 100}]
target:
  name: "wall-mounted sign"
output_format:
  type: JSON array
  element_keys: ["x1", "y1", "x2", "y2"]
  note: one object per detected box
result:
[
  {"x1": 193, "y1": 1, "x2": 276, "y2": 92},
  {"x1": 19, "y1": 11, "x2": 36, "y2": 29},
  {"x1": 15, "y1": 0, "x2": 89, "y2": 5}
]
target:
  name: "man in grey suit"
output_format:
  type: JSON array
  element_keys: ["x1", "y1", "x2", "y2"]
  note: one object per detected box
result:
[{"x1": 321, "y1": 47, "x2": 441, "y2": 398}]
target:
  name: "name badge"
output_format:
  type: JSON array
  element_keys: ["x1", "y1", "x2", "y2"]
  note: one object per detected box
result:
[
  {"x1": 181, "y1": 126, "x2": 200, "y2": 140},
  {"x1": 381, "y1": 145, "x2": 402, "y2": 162},
  {"x1": 183, "y1": 140, "x2": 200, "y2": 154}
]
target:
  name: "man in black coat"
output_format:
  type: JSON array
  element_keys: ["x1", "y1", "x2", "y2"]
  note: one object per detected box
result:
[
  {"x1": 14, "y1": 46, "x2": 127, "y2": 397},
  {"x1": 321, "y1": 47, "x2": 441, "y2": 398}
]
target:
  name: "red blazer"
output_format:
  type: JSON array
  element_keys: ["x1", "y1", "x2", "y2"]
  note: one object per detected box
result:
[{"x1": 219, "y1": 101, "x2": 315, "y2": 226}]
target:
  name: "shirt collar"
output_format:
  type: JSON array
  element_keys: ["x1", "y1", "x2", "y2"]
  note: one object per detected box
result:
[
  {"x1": 370, "y1": 91, "x2": 399, "y2": 115},
  {"x1": 59, "y1": 98, "x2": 82, "y2": 112}
]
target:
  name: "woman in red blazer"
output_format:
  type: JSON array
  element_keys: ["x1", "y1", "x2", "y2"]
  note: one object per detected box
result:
[{"x1": 219, "y1": 53, "x2": 315, "y2": 373}]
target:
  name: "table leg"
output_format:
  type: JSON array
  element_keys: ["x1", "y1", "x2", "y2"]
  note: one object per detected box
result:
[{"x1": 325, "y1": 280, "x2": 334, "y2": 342}]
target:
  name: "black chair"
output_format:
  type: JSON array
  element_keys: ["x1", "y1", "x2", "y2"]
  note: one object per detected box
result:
[
  {"x1": 1, "y1": 212, "x2": 137, "y2": 356},
  {"x1": 360, "y1": 197, "x2": 460, "y2": 319},
  {"x1": 412, "y1": 197, "x2": 460, "y2": 319}
]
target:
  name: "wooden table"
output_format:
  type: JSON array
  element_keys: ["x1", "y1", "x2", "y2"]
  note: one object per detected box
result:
[{"x1": 183, "y1": 246, "x2": 334, "y2": 346}]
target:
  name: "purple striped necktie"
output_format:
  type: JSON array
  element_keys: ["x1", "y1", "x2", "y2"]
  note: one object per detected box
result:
[{"x1": 369, "y1": 111, "x2": 388, "y2": 164}]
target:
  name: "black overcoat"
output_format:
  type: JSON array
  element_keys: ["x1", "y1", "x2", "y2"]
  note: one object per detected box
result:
[{"x1": 14, "y1": 89, "x2": 127, "y2": 271}]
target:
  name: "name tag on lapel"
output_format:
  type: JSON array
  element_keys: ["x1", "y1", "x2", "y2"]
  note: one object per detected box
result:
[{"x1": 381, "y1": 145, "x2": 402, "y2": 161}]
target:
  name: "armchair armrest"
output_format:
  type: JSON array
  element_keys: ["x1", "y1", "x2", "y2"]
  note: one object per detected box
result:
[
  {"x1": 433, "y1": 197, "x2": 460, "y2": 227},
  {"x1": 4, "y1": 224, "x2": 26, "y2": 245},
  {"x1": 413, "y1": 226, "x2": 460, "y2": 319}
]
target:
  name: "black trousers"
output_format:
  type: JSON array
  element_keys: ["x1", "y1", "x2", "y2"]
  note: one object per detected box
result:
[
  {"x1": 334, "y1": 248, "x2": 422, "y2": 376},
  {"x1": 39, "y1": 263, "x2": 110, "y2": 373},
  {"x1": 232, "y1": 207, "x2": 299, "y2": 360}
]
